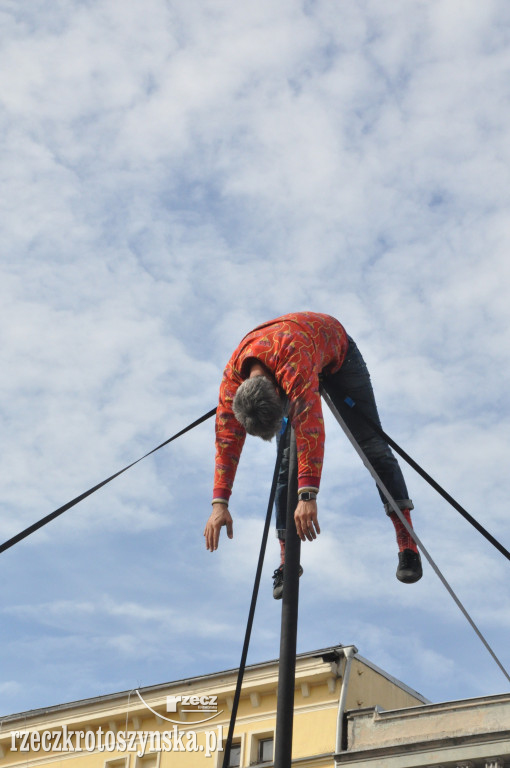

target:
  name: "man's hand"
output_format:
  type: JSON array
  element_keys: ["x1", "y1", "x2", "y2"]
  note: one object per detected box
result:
[
  {"x1": 204, "y1": 503, "x2": 234, "y2": 551},
  {"x1": 294, "y1": 499, "x2": 321, "y2": 542}
]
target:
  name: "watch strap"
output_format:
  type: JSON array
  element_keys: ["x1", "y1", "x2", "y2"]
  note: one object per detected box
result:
[{"x1": 298, "y1": 491, "x2": 317, "y2": 501}]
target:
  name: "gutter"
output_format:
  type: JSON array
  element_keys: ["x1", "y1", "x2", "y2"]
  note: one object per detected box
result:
[{"x1": 335, "y1": 645, "x2": 357, "y2": 760}]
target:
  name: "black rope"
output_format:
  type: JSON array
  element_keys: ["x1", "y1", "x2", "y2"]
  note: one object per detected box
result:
[
  {"x1": 0, "y1": 408, "x2": 217, "y2": 556},
  {"x1": 341, "y1": 396, "x2": 510, "y2": 562},
  {"x1": 322, "y1": 388, "x2": 510, "y2": 685},
  {"x1": 222, "y1": 420, "x2": 289, "y2": 768}
]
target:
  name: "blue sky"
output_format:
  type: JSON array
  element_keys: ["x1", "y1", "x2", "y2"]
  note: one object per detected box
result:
[{"x1": 1, "y1": 0, "x2": 510, "y2": 715}]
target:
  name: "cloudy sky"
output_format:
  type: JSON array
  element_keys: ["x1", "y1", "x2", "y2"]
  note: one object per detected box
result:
[{"x1": 1, "y1": 0, "x2": 510, "y2": 717}]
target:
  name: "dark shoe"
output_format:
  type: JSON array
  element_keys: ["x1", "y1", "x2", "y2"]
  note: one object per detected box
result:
[
  {"x1": 272, "y1": 564, "x2": 304, "y2": 600},
  {"x1": 396, "y1": 549, "x2": 423, "y2": 583}
]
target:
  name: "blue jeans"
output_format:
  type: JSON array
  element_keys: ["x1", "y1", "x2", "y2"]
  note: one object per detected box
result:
[{"x1": 275, "y1": 337, "x2": 413, "y2": 538}]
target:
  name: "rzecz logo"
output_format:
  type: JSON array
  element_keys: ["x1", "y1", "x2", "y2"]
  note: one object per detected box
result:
[
  {"x1": 136, "y1": 690, "x2": 223, "y2": 724},
  {"x1": 166, "y1": 695, "x2": 218, "y2": 713}
]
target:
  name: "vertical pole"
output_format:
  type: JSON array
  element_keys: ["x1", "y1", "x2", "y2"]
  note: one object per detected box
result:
[
  {"x1": 274, "y1": 427, "x2": 300, "y2": 768},
  {"x1": 221, "y1": 422, "x2": 290, "y2": 768}
]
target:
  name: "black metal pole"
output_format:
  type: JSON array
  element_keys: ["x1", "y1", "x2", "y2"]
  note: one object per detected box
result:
[
  {"x1": 274, "y1": 427, "x2": 300, "y2": 768},
  {"x1": 221, "y1": 421, "x2": 290, "y2": 768}
]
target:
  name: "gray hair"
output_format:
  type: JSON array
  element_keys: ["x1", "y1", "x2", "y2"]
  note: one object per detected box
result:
[{"x1": 233, "y1": 376, "x2": 285, "y2": 441}]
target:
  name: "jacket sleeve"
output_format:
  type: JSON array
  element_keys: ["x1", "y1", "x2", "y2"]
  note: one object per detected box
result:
[{"x1": 212, "y1": 365, "x2": 246, "y2": 501}]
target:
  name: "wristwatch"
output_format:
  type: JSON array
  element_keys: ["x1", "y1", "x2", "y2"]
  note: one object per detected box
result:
[{"x1": 298, "y1": 491, "x2": 317, "y2": 502}]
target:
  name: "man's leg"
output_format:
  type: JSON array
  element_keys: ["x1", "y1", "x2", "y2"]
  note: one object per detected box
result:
[
  {"x1": 273, "y1": 422, "x2": 303, "y2": 598},
  {"x1": 323, "y1": 337, "x2": 422, "y2": 583},
  {"x1": 274, "y1": 422, "x2": 290, "y2": 550}
]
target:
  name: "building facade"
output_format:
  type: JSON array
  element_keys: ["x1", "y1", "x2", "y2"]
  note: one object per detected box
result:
[
  {"x1": 341, "y1": 694, "x2": 510, "y2": 768},
  {"x1": 0, "y1": 644, "x2": 508, "y2": 768}
]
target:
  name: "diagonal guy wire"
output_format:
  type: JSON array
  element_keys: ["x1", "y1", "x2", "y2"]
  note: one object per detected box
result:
[
  {"x1": 321, "y1": 387, "x2": 510, "y2": 686},
  {"x1": 0, "y1": 408, "x2": 217, "y2": 556},
  {"x1": 342, "y1": 395, "x2": 510, "y2": 562}
]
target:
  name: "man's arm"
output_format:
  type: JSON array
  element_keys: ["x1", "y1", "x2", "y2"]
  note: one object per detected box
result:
[
  {"x1": 206, "y1": 363, "x2": 246, "y2": 550},
  {"x1": 204, "y1": 502, "x2": 234, "y2": 551},
  {"x1": 212, "y1": 367, "x2": 246, "y2": 500}
]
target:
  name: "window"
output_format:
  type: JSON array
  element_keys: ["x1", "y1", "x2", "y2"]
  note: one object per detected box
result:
[
  {"x1": 105, "y1": 759, "x2": 129, "y2": 768},
  {"x1": 248, "y1": 732, "x2": 274, "y2": 765},
  {"x1": 226, "y1": 742, "x2": 241, "y2": 767},
  {"x1": 258, "y1": 737, "x2": 273, "y2": 763},
  {"x1": 134, "y1": 753, "x2": 159, "y2": 768}
]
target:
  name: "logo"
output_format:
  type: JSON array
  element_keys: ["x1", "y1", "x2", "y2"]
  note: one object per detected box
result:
[{"x1": 136, "y1": 690, "x2": 223, "y2": 725}]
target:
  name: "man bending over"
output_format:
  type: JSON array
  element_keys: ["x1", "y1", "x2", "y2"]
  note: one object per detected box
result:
[{"x1": 204, "y1": 312, "x2": 422, "y2": 595}]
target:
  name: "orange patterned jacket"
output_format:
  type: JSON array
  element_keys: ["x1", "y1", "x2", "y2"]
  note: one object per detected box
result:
[{"x1": 213, "y1": 312, "x2": 349, "y2": 502}]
